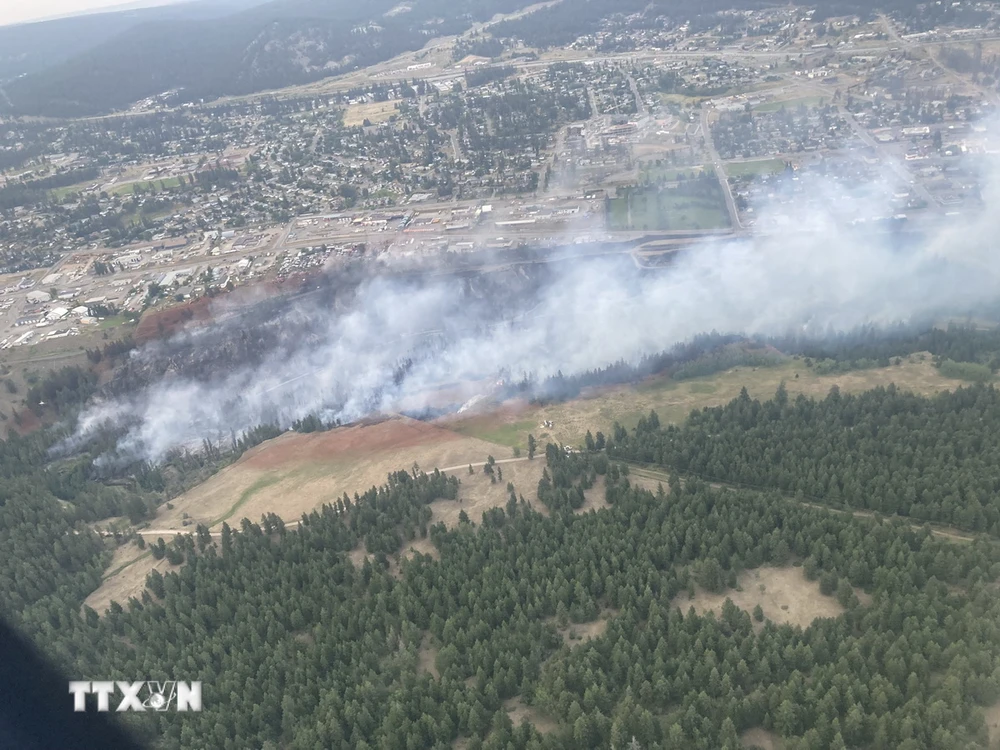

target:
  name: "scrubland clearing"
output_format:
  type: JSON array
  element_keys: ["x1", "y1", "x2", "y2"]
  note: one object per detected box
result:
[
  {"x1": 92, "y1": 417, "x2": 540, "y2": 610},
  {"x1": 674, "y1": 566, "x2": 855, "y2": 629},
  {"x1": 446, "y1": 355, "x2": 963, "y2": 450}
]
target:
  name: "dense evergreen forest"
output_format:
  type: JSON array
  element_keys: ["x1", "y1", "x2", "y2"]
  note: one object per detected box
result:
[
  {"x1": 11, "y1": 324, "x2": 1000, "y2": 746},
  {"x1": 609, "y1": 382, "x2": 1000, "y2": 535},
  {"x1": 19, "y1": 449, "x2": 1000, "y2": 749}
]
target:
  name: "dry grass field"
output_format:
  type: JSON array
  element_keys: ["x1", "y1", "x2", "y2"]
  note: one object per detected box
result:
[
  {"x1": 674, "y1": 566, "x2": 850, "y2": 630},
  {"x1": 143, "y1": 417, "x2": 517, "y2": 535},
  {"x1": 343, "y1": 100, "x2": 402, "y2": 127},
  {"x1": 444, "y1": 355, "x2": 965, "y2": 450},
  {"x1": 89, "y1": 417, "x2": 541, "y2": 611},
  {"x1": 84, "y1": 548, "x2": 167, "y2": 615}
]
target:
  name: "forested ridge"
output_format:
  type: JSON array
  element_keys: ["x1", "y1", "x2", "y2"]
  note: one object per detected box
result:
[
  {"x1": 609, "y1": 382, "x2": 1000, "y2": 536},
  {"x1": 12, "y1": 325, "x2": 1000, "y2": 747},
  {"x1": 22, "y1": 449, "x2": 1000, "y2": 750}
]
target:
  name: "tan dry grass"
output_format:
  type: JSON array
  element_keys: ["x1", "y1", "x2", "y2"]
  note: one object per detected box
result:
[
  {"x1": 984, "y1": 700, "x2": 1000, "y2": 747},
  {"x1": 504, "y1": 696, "x2": 559, "y2": 734},
  {"x1": 144, "y1": 418, "x2": 516, "y2": 534},
  {"x1": 445, "y1": 356, "x2": 964, "y2": 449},
  {"x1": 84, "y1": 553, "x2": 172, "y2": 615},
  {"x1": 402, "y1": 536, "x2": 440, "y2": 561},
  {"x1": 98, "y1": 542, "x2": 147, "y2": 578},
  {"x1": 343, "y1": 100, "x2": 402, "y2": 127},
  {"x1": 675, "y1": 566, "x2": 848, "y2": 629},
  {"x1": 435, "y1": 458, "x2": 549, "y2": 527},
  {"x1": 547, "y1": 608, "x2": 617, "y2": 646}
]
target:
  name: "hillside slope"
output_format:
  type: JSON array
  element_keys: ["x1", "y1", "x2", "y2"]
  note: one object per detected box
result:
[{"x1": 1, "y1": 0, "x2": 534, "y2": 117}]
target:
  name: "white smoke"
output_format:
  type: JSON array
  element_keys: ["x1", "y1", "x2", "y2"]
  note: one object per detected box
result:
[{"x1": 71, "y1": 145, "x2": 1000, "y2": 463}]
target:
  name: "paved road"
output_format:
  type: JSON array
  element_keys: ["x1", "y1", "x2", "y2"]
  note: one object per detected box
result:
[
  {"x1": 628, "y1": 74, "x2": 647, "y2": 117},
  {"x1": 700, "y1": 103, "x2": 743, "y2": 230}
]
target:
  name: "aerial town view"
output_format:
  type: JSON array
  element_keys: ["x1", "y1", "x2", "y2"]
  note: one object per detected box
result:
[{"x1": 7, "y1": 0, "x2": 1000, "y2": 748}]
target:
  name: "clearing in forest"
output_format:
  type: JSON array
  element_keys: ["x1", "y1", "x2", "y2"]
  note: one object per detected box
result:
[
  {"x1": 417, "y1": 634, "x2": 440, "y2": 679},
  {"x1": 547, "y1": 608, "x2": 618, "y2": 646},
  {"x1": 84, "y1": 551, "x2": 170, "y2": 616},
  {"x1": 445, "y1": 355, "x2": 964, "y2": 450},
  {"x1": 504, "y1": 696, "x2": 559, "y2": 735},
  {"x1": 93, "y1": 418, "x2": 540, "y2": 611},
  {"x1": 573, "y1": 474, "x2": 609, "y2": 514},
  {"x1": 984, "y1": 700, "x2": 1000, "y2": 746},
  {"x1": 675, "y1": 566, "x2": 851, "y2": 629},
  {"x1": 741, "y1": 727, "x2": 784, "y2": 749},
  {"x1": 346, "y1": 457, "x2": 549, "y2": 568},
  {"x1": 146, "y1": 416, "x2": 516, "y2": 534},
  {"x1": 343, "y1": 100, "x2": 401, "y2": 127}
]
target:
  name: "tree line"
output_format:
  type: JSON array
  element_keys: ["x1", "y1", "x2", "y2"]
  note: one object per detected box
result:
[
  {"x1": 20, "y1": 442, "x2": 1000, "y2": 750},
  {"x1": 609, "y1": 381, "x2": 1000, "y2": 535}
]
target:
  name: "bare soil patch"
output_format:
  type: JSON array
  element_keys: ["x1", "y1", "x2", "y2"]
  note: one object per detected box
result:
[
  {"x1": 675, "y1": 567, "x2": 848, "y2": 629},
  {"x1": 347, "y1": 544, "x2": 374, "y2": 569},
  {"x1": 547, "y1": 609, "x2": 617, "y2": 645},
  {"x1": 418, "y1": 634, "x2": 440, "y2": 679},
  {"x1": 742, "y1": 727, "x2": 784, "y2": 750},
  {"x1": 503, "y1": 696, "x2": 559, "y2": 735},
  {"x1": 984, "y1": 700, "x2": 1000, "y2": 746},
  {"x1": 577, "y1": 475, "x2": 609, "y2": 514}
]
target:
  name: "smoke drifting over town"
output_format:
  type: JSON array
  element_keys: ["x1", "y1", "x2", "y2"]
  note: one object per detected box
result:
[{"x1": 71, "y1": 160, "x2": 1000, "y2": 464}]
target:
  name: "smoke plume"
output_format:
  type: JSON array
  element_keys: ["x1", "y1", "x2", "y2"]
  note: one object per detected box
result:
[{"x1": 71, "y1": 143, "x2": 1000, "y2": 463}]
